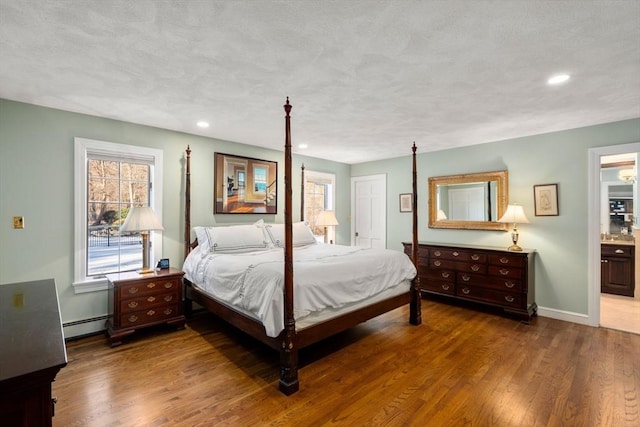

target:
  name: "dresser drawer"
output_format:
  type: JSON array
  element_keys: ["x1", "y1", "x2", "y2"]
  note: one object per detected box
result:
[
  {"x1": 423, "y1": 268, "x2": 455, "y2": 281},
  {"x1": 456, "y1": 286, "x2": 522, "y2": 308},
  {"x1": 430, "y1": 258, "x2": 486, "y2": 272},
  {"x1": 488, "y1": 254, "x2": 526, "y2": 268},
  {"x1": 458, "y1": 272, "x2": 524, "y2": 292},
  {"x1": 118, "y1": 278, "x2": 181, "y2": 299},
  {"x1": 430, "y1": 248, "x2": 487, "y2": 263},
  {"x1": 119, "y1": 303, "x2": 181, "y2": 328},
  {"x1": 119, "y1": 290, "x2": 181, "y2": 313},
  {"x1": 420, "y1": 276, "x2": 456, "y2": 295},
  {"x1": 488, "y1": 265, "x2": 523, "y2": 279}
]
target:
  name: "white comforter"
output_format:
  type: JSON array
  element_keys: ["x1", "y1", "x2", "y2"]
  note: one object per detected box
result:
[{"x1": 183, "y1": 244, "x2": 417, "y2": 337}]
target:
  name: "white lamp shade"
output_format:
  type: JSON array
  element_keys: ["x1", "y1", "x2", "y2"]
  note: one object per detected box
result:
[
  {"x1": 120, "y1": 206, "x2": 164, "y2": 232},
  {"x1": 315, "y1": 210, "x2": 339, "y2": 226},
  {"x1": 498, "y1": 204, "x2": 530, "y2": 224}
]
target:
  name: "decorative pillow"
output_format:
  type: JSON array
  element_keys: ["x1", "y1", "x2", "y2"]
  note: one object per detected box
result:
[
  {"x1": 200, "y1": 224, "x2": 271, "y2": 253},
  {"x1": 265, "y1": 221, "x2": 317, "y2": 248}
]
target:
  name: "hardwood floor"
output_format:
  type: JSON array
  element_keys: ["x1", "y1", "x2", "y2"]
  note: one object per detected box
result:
[{"x1": 53, "y1": 300, "x2": 640, "y2": 426}]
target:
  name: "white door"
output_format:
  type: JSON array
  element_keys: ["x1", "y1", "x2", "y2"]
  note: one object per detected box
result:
[{"x1": 351, "y1": 174, "x2": 386, "y2": 248}]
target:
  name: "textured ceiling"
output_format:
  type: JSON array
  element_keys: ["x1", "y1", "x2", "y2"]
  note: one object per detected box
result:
[{"x1": 1, "y1": 1, "x2": 639, "y2": 164}]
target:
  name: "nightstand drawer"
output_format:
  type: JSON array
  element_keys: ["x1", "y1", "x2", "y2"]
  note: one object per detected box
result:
[
  {"x1": 118, "y1": 279, "x2": 180, "y2": 298},
  {"x1": 119, "y1": 303, "x2": 181, "y2": 327},
  {"x1": 120, "y1": 290, "x2": 180, "y2": 313}
]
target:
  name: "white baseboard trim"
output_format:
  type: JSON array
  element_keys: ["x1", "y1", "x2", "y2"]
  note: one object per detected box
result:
[
  {"x1": 63, "y1": 317, "x2": 107, "y2": 340},
  {"x1": 537, "y1": 306, "x2": 591, "y2": 326}
]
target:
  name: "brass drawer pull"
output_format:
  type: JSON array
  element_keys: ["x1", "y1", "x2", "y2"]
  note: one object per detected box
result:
[
  {"x1": 471, "y1": 265, "x2": 480, "y2": 272},
  {"x1": 615, "y1": 249, "x2": 625, "y2": 254},
  {"x1": 442, "y1": 284, "x2": 450, "y2": 291},
  {"x1": 434, "y1": 260, "x2": 442, "y2": 267},
  {"x1": 434, "y1": 250, "x2": 442, "y2": 257},
  {"x1": 127, "y1": 301, "x2": 138, "y2": 308},
  {"x1": 128, "y1": 287, "x2": 139, "y2": 294},
  {"x1": 471, "y1": 254, "x2": 480, "y2": 261},
  {"x1": 164, "y1": 295, "x2": 173, "y2": 302},
  {"x1": 441, "y1": 272, "x2": 450, "y2": 278},
  {"x1": 453, "y1": 251, "x2": 459, "y2": 257},
  {"x1": 164, "y1": 282, "x2": 174, "y2": 289},
  {"x1": 461, "y1": 274, "x2": 470, "y2": 282},
  {"x1": 499, "y1": 268, "x2": 510, "y2": 276},
  {"x1": 164, "y1": 308, "x2": 173, "y2": 315},
  {"x1": 147, "y1": 283, "x2": 156, "y2": 289},
  {"x1": 461, "y1": 287, "x2": 470, "y2": 294},
  {"x1": 128, "y1": 315, "x2": 138, "y2": 323},
  {"x1": 147, "y1": 310, "x2": 155, "y2": 316},
  {"x1": 499, "y1": 257, "x2": 509, "y2": 264},
  {"x1": 147, "y1": 296, "x2": 156, "y2": 303},
  {"x1": 505, "y1": 296, "x2": 515, "y2": 303},
  {"x1": 504, "y1": 281, "x2": 515, "y2": 288}
]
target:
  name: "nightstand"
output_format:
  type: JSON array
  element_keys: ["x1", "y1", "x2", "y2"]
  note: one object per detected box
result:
[{"x1": 105, "y1": 267, "x2": 185, "y2": 347}]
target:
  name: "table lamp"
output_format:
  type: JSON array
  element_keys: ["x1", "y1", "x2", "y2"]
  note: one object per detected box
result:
[
  {"x1": 120, "y1": 206, "x2": 164, "y2": 273},
  {"x1": 315, "y1": 210, "x2": 339, "y2": 244},
  {"x1": 498, "y1": 204, "x2": 530, "y2": 251}
]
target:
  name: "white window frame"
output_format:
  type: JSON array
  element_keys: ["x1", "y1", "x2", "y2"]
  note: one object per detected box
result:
[
  {"x1": 73, "y1": 138, "x2": 163, "y2": 293},
  {"x1": 305, "y1": 170, "x2": 337, "y2": 243}
]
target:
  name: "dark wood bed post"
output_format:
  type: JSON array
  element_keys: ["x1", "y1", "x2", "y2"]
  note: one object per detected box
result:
[
  {"x1": 184, "y1": 145, "x2": 192, "y2": 260},
  {"x1": 410, "y1": 142, "x2": 422, "y2": 325},
  {"x1": 300, "y1": 163, "x2": 305, "y2": 221},
  {"x1": 279, "y1": 97, "x2": 299, "y2": 395}
]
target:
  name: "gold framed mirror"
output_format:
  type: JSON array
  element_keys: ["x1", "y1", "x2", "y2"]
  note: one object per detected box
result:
[{"x1": 428, "y1": 170, "x2": 509, "y2": 231}]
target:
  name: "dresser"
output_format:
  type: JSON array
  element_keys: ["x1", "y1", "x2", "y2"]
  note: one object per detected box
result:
[
  {"x1": 106, "y1": 268, "x2": 185, "y2": 347},
  {"x1": 0, "y1": 279, "x2": 67, "y2": 426},
  {"x1": 403, "y1": 242, "x2": 536, "y2": 321}
]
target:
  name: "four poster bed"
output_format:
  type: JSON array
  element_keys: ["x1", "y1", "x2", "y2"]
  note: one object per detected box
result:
[{"x1": 182, "y1": 98, "x2": 422, "y2": 395}]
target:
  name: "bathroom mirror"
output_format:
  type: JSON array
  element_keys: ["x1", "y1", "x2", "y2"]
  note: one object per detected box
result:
[{"x1": 428, "y1": 170, "x2": 509, "y2": 231}]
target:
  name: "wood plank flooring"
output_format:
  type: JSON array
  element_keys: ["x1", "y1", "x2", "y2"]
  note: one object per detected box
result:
[{"x1": 52, "y1": 299, "x2": 640, "y2": 426}]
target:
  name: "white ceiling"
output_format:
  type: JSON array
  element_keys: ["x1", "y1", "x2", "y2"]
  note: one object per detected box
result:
[{"x1": 1, "y1": 1, "x2": 639, "y2": 164}]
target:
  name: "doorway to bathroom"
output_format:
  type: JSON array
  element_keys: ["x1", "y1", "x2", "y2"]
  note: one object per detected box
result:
[{"x1": 591, "y1": 145, "x2": 640, "y2": 334}]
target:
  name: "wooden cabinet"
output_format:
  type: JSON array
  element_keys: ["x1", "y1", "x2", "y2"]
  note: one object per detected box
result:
[
  {"x1": 403, "y1": 242, "x2": 536, "y2": 321},
  {"x1": 106, "y1": 268, "x2": 186, "y2": 347},
  {"x1": 0, "y1": 279, "x2": 67, "y2": 427},
  {"x1": 601, "y1": 243, "x2": 635, "y2": 297}
]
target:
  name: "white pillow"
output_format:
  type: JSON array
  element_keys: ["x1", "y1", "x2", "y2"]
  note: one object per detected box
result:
[
  {"x1": 201, "y1": 224, "x2": 271, "y2": 253},
  {"x1": 265, "y1": 221, "x2": 317, "y2": 248},
  {"x1": 193, "y1": 226, "x2": 209, "y2": 249}
]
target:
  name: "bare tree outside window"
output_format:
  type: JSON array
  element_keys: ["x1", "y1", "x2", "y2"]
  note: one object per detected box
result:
[{"x1": 87, "y1": 159, "x2": 150, "y2": 276}]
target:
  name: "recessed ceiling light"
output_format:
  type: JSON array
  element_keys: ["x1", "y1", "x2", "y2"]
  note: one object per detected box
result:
[
  {"x1": 298, "y1": 143, "x2": 308, "y2": 149},
  {"x1": 547, "y1": 74, "x2": 571, "y2": 85},
  {"x1": 196, "y1": 121, "x2": 210, "y2": 128}
]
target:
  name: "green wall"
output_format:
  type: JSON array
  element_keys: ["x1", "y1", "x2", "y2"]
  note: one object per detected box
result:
[
  {"x1": 2, "y1": 97, "x2": 639, "y2": 337},
  {"x1": 0, "y1": 99, "x2": 350, "y2": 337},
  {"x1": 352, "y1": 118, "x2": 640, "y2": 316}
]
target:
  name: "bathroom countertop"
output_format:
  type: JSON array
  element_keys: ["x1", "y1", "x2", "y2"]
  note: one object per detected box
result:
[{"x1": 601, "y1": 240, "x2": 635, "y2": 246}]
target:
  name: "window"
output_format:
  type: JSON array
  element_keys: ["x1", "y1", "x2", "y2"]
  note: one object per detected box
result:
[
  {"x1": 253, "y1": 165, "x2": 267, "y2": 193},
  {"x1": 74, "y1": 138, "x2": 163, "y2": 293},
  {"x1": 304, "y1": 171, "x2": 336, "y2": 242}
]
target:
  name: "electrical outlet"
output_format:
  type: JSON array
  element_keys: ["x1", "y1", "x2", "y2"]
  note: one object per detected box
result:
[{"x1": 13, "y1": 216, "x2": 24, "y2": 229}]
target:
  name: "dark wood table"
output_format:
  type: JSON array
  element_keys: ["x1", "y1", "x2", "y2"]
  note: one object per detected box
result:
[{"x1": 0, "y1": 279, "x2": 67, "y2": 426}]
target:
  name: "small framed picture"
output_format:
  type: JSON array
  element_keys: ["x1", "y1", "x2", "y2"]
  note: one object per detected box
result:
[
  {"x1": 399, "y1": 193, "x2": 413, "y2": 213},
  {"x1": 534, "y1": 184, "x2": 559, "y2": 216}
]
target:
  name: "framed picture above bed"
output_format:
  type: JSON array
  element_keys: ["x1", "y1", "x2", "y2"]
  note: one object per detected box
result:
[{"x1": 214, "y1": 152, "x2": 277, "y2": 214}]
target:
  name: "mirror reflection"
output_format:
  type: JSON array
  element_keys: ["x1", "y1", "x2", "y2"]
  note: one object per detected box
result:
[{"x1": 428, "y1": 171, "x2": 509, "y2": 231}]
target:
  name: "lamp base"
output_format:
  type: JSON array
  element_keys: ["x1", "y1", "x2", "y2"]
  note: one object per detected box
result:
[{"x1": 507, "y1": 244, "x2": 523, "y2": 252}]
